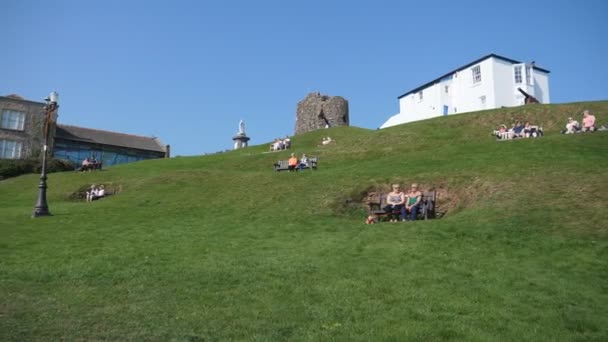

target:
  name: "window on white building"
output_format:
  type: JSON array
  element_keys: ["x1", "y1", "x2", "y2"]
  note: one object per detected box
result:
[
  {"x1": 525, "y1": 65, "x2": 532, "y2": 85},
  {"x1": 0, "y1": 139, "x2": 23, "y2": 159},
  {"x1": 471, "y1": 65, "x2": 481, "y2": 84},
  {"x1": 1, "y1": 110, "x2": 26, "y2": 131},
  {"x1": 480, "y1": 95, "x2": 486, "y2": 106},
  {"x1": 418, "y1": 91, "x2": 423, "y2": 101},
  {"x1": 444, "y1": 85, "x2": 449, "y2": 93},
  {"x1": 514, "y1": 65, "x2": 522, "y2": 84}
]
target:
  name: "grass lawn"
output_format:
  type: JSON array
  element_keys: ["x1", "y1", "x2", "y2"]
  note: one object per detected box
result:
[{"x1": 1, "y1": 101, "x2": 607, "y2": 341}]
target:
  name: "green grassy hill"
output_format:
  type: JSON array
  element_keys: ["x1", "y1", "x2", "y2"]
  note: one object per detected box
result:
[{"x1": 2, "y1": 101, "x2": 607, "y2": 341}]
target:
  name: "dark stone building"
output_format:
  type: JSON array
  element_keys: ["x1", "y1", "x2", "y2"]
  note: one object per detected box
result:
[
  {"x1": 0, "y1": 95, "x2": 56, "y2": 159},
  {"x1": 295, "y1": 92, "x2": 349, "y2": 135},
  {"x1": 1, "y1": 94, "x2": 168, "y2": 167}
]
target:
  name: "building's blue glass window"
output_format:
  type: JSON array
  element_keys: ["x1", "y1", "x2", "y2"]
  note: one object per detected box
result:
[{"x1": 53, "y1": 140, "x2": 162, "y2": 167}]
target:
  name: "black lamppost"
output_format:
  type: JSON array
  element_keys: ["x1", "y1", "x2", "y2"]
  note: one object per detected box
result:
[{"x1": 33, "y1": 91, "x2": 59, "y2": 218}]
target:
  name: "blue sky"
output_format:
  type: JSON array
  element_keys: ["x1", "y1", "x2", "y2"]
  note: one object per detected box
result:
[{"x1": 3, "y1": 0, "x2": 607, "y2": 156}]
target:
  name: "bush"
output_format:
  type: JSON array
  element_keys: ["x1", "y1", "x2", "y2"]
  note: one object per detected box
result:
[{"x1": 0, "y1": 158, "x2": 75, "y2": 180}]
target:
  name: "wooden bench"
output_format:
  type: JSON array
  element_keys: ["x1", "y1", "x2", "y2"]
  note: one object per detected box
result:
[
  {"x1": 274, "y1": 157, "x2": 318, "y2": 172},
  {"x1": 367, "y1": 190, "x2": 437, "y2": 221}
]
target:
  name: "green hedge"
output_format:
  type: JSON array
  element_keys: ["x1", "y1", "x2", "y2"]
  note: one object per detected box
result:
[{"x1": 0, "y1": 158, "x2": 75, "y2": 180}]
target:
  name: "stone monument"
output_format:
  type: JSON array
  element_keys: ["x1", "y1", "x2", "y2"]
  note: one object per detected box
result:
[
  {"x1": 294, "y1": 92, "x2": 349, "y2": 135},
  {"x1": 232, "y1": 119, "x2": 250, "y2": 149}
]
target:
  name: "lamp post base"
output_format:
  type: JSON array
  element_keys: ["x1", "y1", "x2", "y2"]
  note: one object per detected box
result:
[{"x1": 32, "y1": 207, "x2": 52, "y2": 217}]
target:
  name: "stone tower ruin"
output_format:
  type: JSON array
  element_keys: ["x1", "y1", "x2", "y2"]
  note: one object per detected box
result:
[{"x1": 294, "y1": 92, "x2": 349, "y2": 135}]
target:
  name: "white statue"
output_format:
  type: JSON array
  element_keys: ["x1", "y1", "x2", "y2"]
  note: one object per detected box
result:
[{"x1": 238, "y1": 120, "x2": 245, "y2": 134}]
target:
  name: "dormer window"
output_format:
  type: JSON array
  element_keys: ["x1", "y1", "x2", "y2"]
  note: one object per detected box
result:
[{"x1": 514, "y1": 65, "x2": 523, "y2": 84}]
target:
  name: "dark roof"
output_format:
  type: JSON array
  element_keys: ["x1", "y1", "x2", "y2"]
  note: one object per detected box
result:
[
  {"x1": 397, "y1": 53, "x2": 551, "y2": 99},
  {"x1": 55, "y1": 124, "x2": 166, "y2": 153},
  {"x1": 0, "y1": 95, "x2": 46, "y2": 106}
]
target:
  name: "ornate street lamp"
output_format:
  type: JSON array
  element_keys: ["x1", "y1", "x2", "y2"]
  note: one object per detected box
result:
[{"x1": 33, "y1": 91, "x2": 59, "y2": 217}]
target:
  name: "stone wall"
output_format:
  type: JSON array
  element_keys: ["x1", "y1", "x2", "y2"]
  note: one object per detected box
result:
[
  {"x1": 294, "y1": 92, "x2": 349, "y2": 135},
  {"x1": 0, "y1": 96, "x2": 55, "y2": 159}
]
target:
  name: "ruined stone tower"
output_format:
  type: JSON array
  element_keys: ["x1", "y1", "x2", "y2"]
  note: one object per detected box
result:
[{"x1": 294, "y1": 92, "x2": 349, "y2": 135}]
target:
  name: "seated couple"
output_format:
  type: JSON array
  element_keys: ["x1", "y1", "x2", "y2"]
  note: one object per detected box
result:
[
  {"x1": 86, "y1": 185, "x2": 106, "y2": 202},
  {"x1": 562, "y1": 110, "x2": 597, "y2": 134},
  {"x1": 383, "y1": 183, "x2": 422, "y2": 222},
  {"x1": 287, "y1": 153, "x2": 309, "y2": 171},
  {"x1": 81, "y1": 157, "x2": 101, "y2": 171},
  {"x1": 270, "y1": 136, "x2": 291, "y2": 151}
]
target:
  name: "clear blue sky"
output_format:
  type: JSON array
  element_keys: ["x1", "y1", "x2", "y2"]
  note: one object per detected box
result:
[{"x1": 3, "y1": 0, "x2": 607, "y2": 156}]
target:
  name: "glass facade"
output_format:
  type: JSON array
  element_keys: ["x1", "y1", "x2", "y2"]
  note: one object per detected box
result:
[{"x1": 53, "y1": 139, "x2": 164, "y2": 168}]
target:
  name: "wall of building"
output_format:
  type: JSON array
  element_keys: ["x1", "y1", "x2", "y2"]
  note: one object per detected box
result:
[
  {"x1": 491, "y1": 58, "x2": 515, "y2": 108},
  {"x1": 533, "y1": 70, "x2": 551, "y2": 103},
  {"x1": 0, "y1": 96, "x2": 56, "y2": 159},
  {"x1": 394, "y1": 58, "x2": 496, "y2": 125},
  {"x1": 450, "y1": 58, "x2": 495, "y2": 115}
]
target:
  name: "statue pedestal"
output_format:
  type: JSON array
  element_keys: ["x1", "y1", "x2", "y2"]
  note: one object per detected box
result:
[{"x1": 232, "y1": 133, "x2": 250, "y2": 150}]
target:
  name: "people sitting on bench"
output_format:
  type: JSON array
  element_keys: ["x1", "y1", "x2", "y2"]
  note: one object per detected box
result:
[
  {"x1": 405, "y1": 183, "x2": 422, "y2": 221},
  {"x1": 80, "y1": 157, "x2": 102, "y2": 171},
  {"x1": 383, "y1": 184, "x2": 406, "y2": 222},
  {"x1": 86, "y1": 185, "x2": 105, "y2": 202}
]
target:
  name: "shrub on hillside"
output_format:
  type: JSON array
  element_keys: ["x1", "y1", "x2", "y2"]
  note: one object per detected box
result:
[{"x1": 0, "y1": 158, "x2": 75, "y2": 180}]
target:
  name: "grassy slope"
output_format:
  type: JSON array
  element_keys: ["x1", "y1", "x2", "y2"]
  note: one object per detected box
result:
[{"x1": 1, "y1": 101, "x2": 607, "y2": 341}]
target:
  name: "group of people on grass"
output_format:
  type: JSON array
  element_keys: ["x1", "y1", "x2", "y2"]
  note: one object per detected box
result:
[
  {"x1": 287, "y1": 153, "x2": 310, "y2": 171},
  {"x1": 81, "y1": 157, "x2": 102, "y2": 171},
  {"x1": 369, "y1": 183, "x2": 423, "y2": 223},
  {"x1": 321, "y1": 137, "x2": 333, "y2": 145},
  {"x1": 85, "y1": 184, "x2": 106, "y2": 202},
  {"x1": 493, "y1": 109, "x2": 603, "y2": 140},
  {"x1": 561, "y1": 110, "x2": 601, "y2": 134},
  {"x1": 270, "y1": 136, "x2": 291, "y2": 151},
  {"x1": 493, "y1": 121, "x2": 543, "y2": 140}
]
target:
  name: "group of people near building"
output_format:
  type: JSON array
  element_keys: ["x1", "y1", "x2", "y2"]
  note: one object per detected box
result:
[
  {"x1": 270, "y1": 136, "x2": 291, "y2": 151},
  {"x1": 561, "y1": 110, "x2": 602, "y2": 134},
  {"x1": 366, "y1": 183, "x2": 423, "y2": 223},
  {"x1": 287, "y1": 153, "x2": 310, "y2": 171},
  {"x1": 81, "y1": 157, "x2": 102, "y2": 171},
  {"x1": 493, "y1": 121, "x2": 543, "y2": 140},
  {"x1": 85, "y1": 184, "x2": 106, "y2": 202}
]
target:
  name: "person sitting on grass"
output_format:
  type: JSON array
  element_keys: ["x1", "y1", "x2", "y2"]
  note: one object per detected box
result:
[
  {"x1": 581, "y1": 110, "x2": 596, "y2": 132},
  {"x1": 405, "y1": 183, "x2": 422, "y2": 221},
  {"x1": 383, "y1": 184, "x2": 406, "y2": 222},
  {"x1": 288, "y1": 153, "x2": 298, "y2": 172},
  {"x1": 563, "y1": 117, "x2": 581, "y2": 134}
]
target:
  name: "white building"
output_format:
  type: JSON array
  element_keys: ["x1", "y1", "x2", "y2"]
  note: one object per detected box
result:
[{"x1": 381, "y1": 54, "x2": 550, "y2": 128}]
